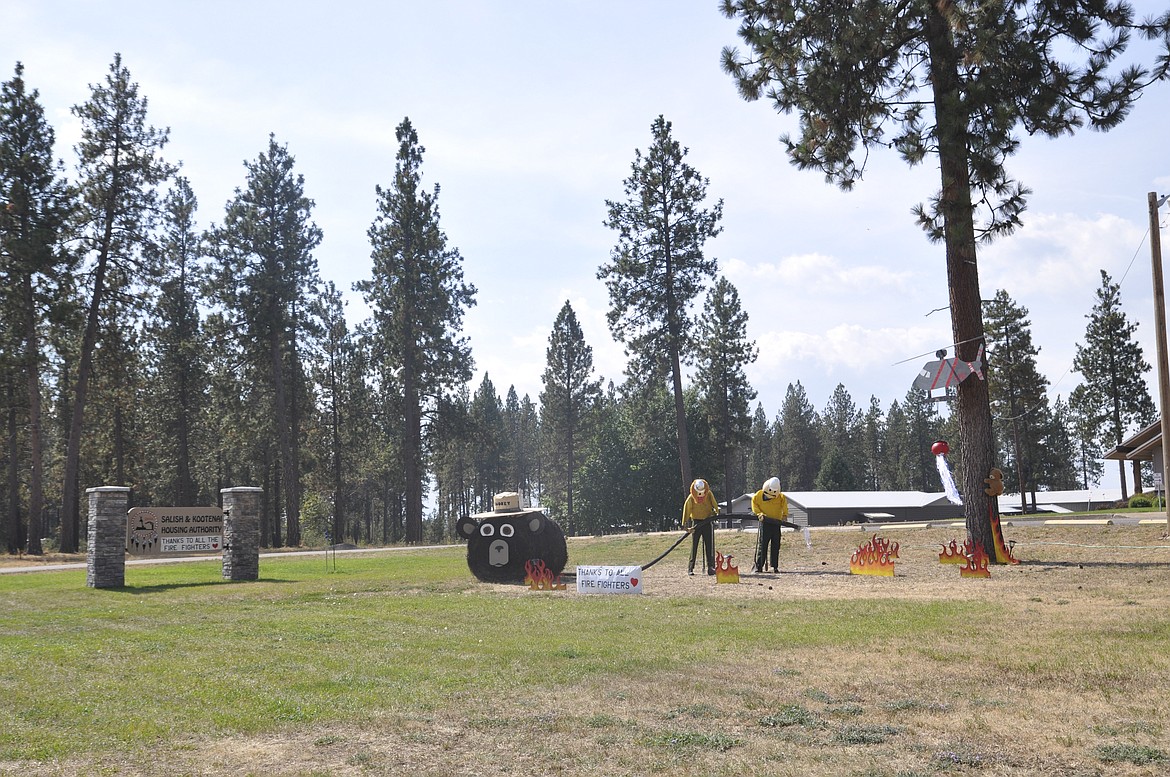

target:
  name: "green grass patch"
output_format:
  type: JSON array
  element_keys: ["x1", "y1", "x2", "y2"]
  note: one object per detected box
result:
[
  {"x1": 0, "y1": 548, "x2": 980, "y2": 759},
  {"x1": 1096, "y1": 743, "x2": 1167, "y2": 765},
  {"x1": 643, "y1": 730, "x2": 743, "y2": 752},
  {"x1": 759, "y1": 704, "x2": 819, "y2": 729}
]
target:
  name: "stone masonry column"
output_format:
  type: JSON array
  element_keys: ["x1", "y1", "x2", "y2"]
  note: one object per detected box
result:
[
  {"x1": 221, "y1": 487, "x2": 262, "y2": 581},
  {"x1": 86, "y1": 486, "x2": 130, "y2": 588}
]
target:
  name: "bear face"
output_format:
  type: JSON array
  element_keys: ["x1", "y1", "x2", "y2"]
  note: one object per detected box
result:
[{"x1": 456, "y1": 510, "x2": 568, "y2": 584}]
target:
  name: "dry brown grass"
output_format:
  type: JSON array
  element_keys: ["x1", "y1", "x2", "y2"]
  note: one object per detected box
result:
[{"x1": 4, "y1": 522, "x2": 1170, "y2": 776}]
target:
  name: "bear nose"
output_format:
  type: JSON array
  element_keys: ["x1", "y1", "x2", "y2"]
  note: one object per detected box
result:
[{"x1": 488, "y1": 539, "x2": 509, "y2": 566}]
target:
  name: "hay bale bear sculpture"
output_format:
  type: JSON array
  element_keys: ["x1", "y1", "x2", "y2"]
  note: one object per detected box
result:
[{"x1": 457, "y1": 492, "x2": 567, "y2": 584}]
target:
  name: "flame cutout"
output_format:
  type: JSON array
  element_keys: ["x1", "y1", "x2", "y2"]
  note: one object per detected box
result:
[
  {"x1": 990, "y1": 508, "x2": 1019, "y2": 564},
  {"x1": 850, "y1": 535, "x2": 898, "y2": 576},
  {"x1": 524, "y1": 559, "x2": 566, "y2": 590},
  {"x1": 959, "y1": 542, "x2": 991, "y2": 578},
  {"x1": 715, "y1": 552, "x2": 740, "y2": 584},
  {"x1": 939, "y1": 538, "x2": 975, "y2": 565}
]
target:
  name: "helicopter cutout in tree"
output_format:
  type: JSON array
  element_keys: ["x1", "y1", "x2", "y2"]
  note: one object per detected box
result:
[{"x1": 914, "y1": 346, "x2": 985, "y2": 402}]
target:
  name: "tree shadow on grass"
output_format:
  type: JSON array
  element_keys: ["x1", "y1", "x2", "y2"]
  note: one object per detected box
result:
[
  {"x1": 1018, "y1": 560, "x2": 1170, "y2": 570},
  {"x1": 112, "y1": 577, "x2": 295, "y2": 594}
]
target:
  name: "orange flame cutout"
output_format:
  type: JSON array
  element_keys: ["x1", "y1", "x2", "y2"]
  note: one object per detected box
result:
[
  {"x1": 850, "y1": 535, "x2": 898, "y2": 576},
  {"x1": 990, "y1": 509, "x2": 1019, "y2": 564},
  {"x1": 959, "y1": 542, "x2": 991, "y2": 578},
  {"x1": 524, "y1": 559, "x2": 566, "y2": 590},
  {"x1": 939, "y1": 538, "x2": 975, "y2": 565},
  {"x1": 715, "y1": 552, "x2": 740, "y2": 584}
]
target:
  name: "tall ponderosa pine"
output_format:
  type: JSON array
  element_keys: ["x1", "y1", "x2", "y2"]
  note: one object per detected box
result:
[
  {"x1": 308, "y1": 281, "x2": 359, "y2": 542},
  {"x1": 63, "y1": 53, "x2": 173, "y2": 551},
  {"x1": 207, "y1": 135, "x2": 321, "y2": 546},
  {"x1": 744, "y1": 403, "x2": 774, "y2": 492},
  {"x1": 721, "y1": 0, "x2": 1170, "y2": 554},
  {"x1": 470, "y1": 373, "x2": 505, "y2": 512},
  {"x1": 357, "y1": 117, "x2": 476, "y2": 544},
  {"x1": 540, "y1": 301, "x2": 601, "y2": 534},
  {"x1": 1070, "y1": 270, "x2": 1155, "y2": 499},
  {"x1": 143, "y1": 177, "x2": 207, "y2": 506},
  {"x1": 858, "y1": 396, "x2": 885, "y2": 490},
  {"x1": 819, "y1": 383, "x2": 860, "y2": 489},
  {"x1": 776, "y1": 381, "x2": 821, "y2": 490},
  {"x1": 0, "y1": 62, "x2": 75, "y2": 554},
  {"x1": 599, "y1": 115, "x2": 723, "y2": 494},
  {"x1": 694, "y1": 277, "x2": 757, "y2": 504},
  {"x1": 984, "y1": 290, "x2": 1052, "y2": 509}
]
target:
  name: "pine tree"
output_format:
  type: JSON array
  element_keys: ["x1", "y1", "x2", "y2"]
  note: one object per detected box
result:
[
  {"x1": 720, "y1": 0, "x2": 1170, "y2": 553},
  {"x1": 881, "y1": 399, "x2": 912, "y2": 490},
  {"x1": 207, "y1": 135, "x2": 321, "y2": 547},
  {"x1": 777, "y1": 381, "x2": 820, "y2": 490},
  {"x1": 308, "y1": 281, "x2": 360, "y2": 542},
  {"x1": 432, "y1": 386, "x2": 474, "y2": 537},
  {"x1": 470, "y1": 373, "x2": 505, "y2": 512},
  {"x1": 695, "y1": 277, "x2": 758, "y2": 505},
  {"x1": 540, "y1": 301, "x2": 601, "y2": 535},
  {"x1": 820, "y1": 383, "x2": 860, "y2": 488},
  {"x1": 903, "y1": 389, "x2": 946, "y2": 492},
  {"x1": 984, "y1": 290, "x2": 1052, "y2": 509},
  {"x1": 599, "y1": 115, "x2": 723, "y2": 494},
  {"x1": 62, "y1": 53, "x2": 173, "y2": 551},
  {"x1": 357, "y1": 117, "x2": 476, "y2": 544},
  {"x1": 858, "y1": 396, "x2": 885, "y2": 490},
  {"x1": 1070, "y1": 270, "x2": 1156, "y2": 500},
  {"x1": 1065, "y1": 394, "x2": 1105, "y2": 489},
  {"x1": 575, "y1": 384, "x2": 636, "y2": 534},
  {"x1": 142, "y1": 177, "x2": 207, "y2": 506},
  {"x1": 744, "y1": 403, "x2": 773, "y2": 493},
  {"x1": 0, "y1": 62, "x2": 75, "y2": 554}
]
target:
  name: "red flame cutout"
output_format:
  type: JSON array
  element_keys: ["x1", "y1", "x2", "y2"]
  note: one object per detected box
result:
[
  {"x1": 850, "y1": 535, "x2": 898, "y2": 576},
  {"x1": 959, "y1": 542, "x2": 991, "y2": 578},
  {"x1": 990, "y1": 509, "x2": 1019, "y2": 564},
  {"x1": 715, "y1": 552, "x2": 740, "y2": 584},
  {"x1": 524, "y1": 559, "x2": 566, "y2": 590},
  {"x1": 939, "y1": 537, "x2": 975, "y2": 565}
]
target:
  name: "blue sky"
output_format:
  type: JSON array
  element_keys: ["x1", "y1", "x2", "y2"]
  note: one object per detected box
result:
[{"x1": 3, "y1": 1, "x2": 1168, "y2": 492}]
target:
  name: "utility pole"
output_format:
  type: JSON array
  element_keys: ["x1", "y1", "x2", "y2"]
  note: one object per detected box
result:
[{"x1": 1148, "y1": 192, "x2": 1169, "y2": 533}]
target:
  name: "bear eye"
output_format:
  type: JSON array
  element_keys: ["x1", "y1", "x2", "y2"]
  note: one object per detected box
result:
[
  {"x1": 500, "y1": 523, "x2": 515, "y2": 537},
  {"x1": 479, "y1": 524, "x2": 495, "y2": 537}
]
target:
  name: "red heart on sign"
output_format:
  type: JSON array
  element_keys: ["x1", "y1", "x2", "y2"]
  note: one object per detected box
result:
[{"x1": 630, "y1": 577, "x2": 639, "y2": 587}]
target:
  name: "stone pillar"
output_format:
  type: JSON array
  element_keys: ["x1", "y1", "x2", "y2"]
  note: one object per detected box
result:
[
  {"x1": 221, "y1": 487, "x2": 262, "y2": 581},
  {"x1": 86, "y1": 486, "x2": 130, "y2": 588}
]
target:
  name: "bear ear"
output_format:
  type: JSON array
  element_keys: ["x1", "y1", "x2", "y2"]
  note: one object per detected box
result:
[
  {"x1": 456, "y1": 517, "x2": 479, "y2": 539},
  {"x1": 527, "y1": 514, "x2": 546, "y2": 534}
]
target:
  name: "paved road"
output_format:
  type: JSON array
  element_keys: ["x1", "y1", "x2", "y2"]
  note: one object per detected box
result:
[{"x1": 0, "y1": 543, "x2": 454, "y2": 575}]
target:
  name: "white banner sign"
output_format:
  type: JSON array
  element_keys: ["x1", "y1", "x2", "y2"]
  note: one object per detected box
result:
[{"x1": 576, "y1": 565, "x2": 643, "y2": 595}]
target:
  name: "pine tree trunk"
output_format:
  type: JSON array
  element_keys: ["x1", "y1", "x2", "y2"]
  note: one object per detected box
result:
[
  {"x1": 61, "y1": 231, "x2": 113, "y2": 553},
  {"x1": 669, "y1": 344, "x2": 692, "y2": 490},
  {"x1": 269, "y1": 330, "x2": 298, "y2": 546},
  {"x1": 6, "y1": 385, "x2": 23, "y2": 554},
  {"x1": 926, "y1": 3, "x2": 997, "y2": 555},
  {"x1": 403, "y1": 346, "x2": 424, "y2": 544},
  {"x1": 22, "y1": 274, "x2": 44, "y2": 554}
]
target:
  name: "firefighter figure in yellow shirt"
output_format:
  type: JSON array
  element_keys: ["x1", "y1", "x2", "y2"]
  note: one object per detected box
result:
[
  {"x1": 682, "y1": 478, "x2": 719, "y2": 576},
  {"x1": 752, "y1": 477, "x2": 791, "y2": 573}
]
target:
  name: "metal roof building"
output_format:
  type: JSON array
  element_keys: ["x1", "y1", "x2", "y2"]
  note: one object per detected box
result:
[{"x1": 723, "y1": 490, "x2": 964, "y2": 527}]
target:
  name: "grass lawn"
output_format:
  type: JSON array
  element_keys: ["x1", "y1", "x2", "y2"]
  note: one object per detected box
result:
[{"x1": 1, "y1": 523, "x2": 1169, "y2": 776}]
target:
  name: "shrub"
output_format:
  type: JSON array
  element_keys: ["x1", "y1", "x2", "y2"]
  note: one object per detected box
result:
[{"x1": 1128, "y1": 494, "x2": 1154, "y2": 508}]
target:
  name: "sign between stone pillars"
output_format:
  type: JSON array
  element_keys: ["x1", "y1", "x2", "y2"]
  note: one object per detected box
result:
[{"x1": 126, "y1": 506, "x2": 225, "y2": 556}]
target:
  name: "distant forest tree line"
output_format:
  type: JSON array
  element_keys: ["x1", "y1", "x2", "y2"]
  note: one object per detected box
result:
[{"x1": 0, "y1": 56, "x2": 1157, "y2": 554}]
